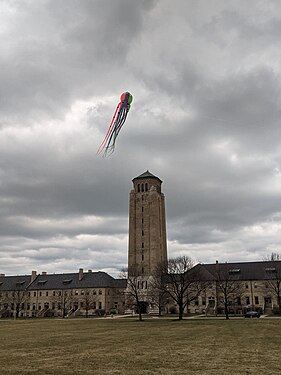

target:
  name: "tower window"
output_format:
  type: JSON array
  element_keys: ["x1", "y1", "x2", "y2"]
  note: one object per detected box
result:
[
  {"x1": 145, "y1": 183, "x2": 148, "y2": 191},
  {"x1": 137, "y1": 184, "x2": 140, "y2": 192},
  {"x1": 141, "y1": 184, "x2": 144, "y2": 192},
  {"x1": 142, "y1": 230, "x2": 144, "y2": 236},
  {"x1": 142, "y1": 242, "x2": 144, "y2": 248},
  {"x1": 142, "y1": 253, "x2": 144, "y2": 261}
]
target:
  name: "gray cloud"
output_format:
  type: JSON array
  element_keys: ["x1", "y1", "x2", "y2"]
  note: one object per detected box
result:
[{"x1": 1, "y1": 0, "x2": 281, "y2": 276}]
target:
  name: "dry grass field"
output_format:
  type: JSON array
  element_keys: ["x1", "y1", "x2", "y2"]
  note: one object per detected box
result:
[{"x1": 0, "y1": 317, "x2": 280, "y2": 375}]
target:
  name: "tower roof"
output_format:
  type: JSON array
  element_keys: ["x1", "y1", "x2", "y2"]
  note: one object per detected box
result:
[{"x1": 133, "y1": 170, "x2": 162, "y2": 183}]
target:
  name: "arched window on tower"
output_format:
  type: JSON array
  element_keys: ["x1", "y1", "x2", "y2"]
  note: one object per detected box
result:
[
  {"x1": 141, "y1": 184, "x2": 144, "y2": 192},
  {"x1": 145, "y1": 183, "x2": 148, "y2": 191},
  {"x1": 137, "y1": 184, "x2": 140, "y2": 192}
]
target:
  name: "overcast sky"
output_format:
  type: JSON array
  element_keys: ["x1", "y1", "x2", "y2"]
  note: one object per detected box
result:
[{"x1": 1, "y1": 0, "x2": 281, "y2": 277}]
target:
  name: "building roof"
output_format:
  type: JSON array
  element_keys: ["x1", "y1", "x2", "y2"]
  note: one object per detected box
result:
[
  {"x1": 0, "y1": 275, "x2": 32, "y2": 291},
  {"x1": 133, "y1": 170, "x2": 162, "y2": 183},
  {"x1": 0, "y1": 271, "x2": 127, "y2": 291},
  {"x1": 29, "y1": 271, "x2": 126, "y2": 290},
  {"x1": 195, "y1": 261, "x2": 281, "y2": 281}
]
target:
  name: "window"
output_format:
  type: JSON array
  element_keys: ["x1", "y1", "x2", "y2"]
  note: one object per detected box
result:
[
  {"x1": 75, "y1": 290, "x2": 79, "y2": 295},
  {"x1": 245, "y1": 283, "x2": 248, "y2": 289},
  {"x1": 46, "y1": 291, "x2": 48, "y2": 296},
  {"x1": 137, "y1": 184, "x2": 140, "y2": 192},
  {"x1": 81, "y1": 290, "x2": 85, "y2": 295},
  {"x1": 142, "y1": 253, "x2": 144, "y2": 261},
  {"x1": 114, "y1": 302, "x2": 118, "y2": 309},
  {"x1": 93, "y1": 290, "x2": 96, "y2": 295},
  {"x1": 142, "y1": 242, "x2": 144, "y2": 248},
  {"x1": 53, "y1": 291, "x2": 56, "y2": 296},
  {"x1": 142, "y1": 230, "x2": 144, "y2": 236},
  {"x1": 254, "y1": 283, "x2": 257, "y2": 288},
  {"x1": 145, "y1": 183, "x2": 148, "y2": 191},
  {"x1": 33, "y1": 292, "x2": 36, "y2": 297},
  {"x1": 99, "y1": 290, "x2": 102, "y2": 295},
  {"x1": 246, "y1": 296, "x2": 250, "y2": 305},
  {"x1": 99, "y1": 302, "x2": 102, "y2": 309},
  {"x1": 39, "y1": 291, "x2": 42, "y2": 296},
  {"x1": 58, "y1": 291, "x2": 62, "y2": 296},
  {"x1": 254, "y1": 296, "x2": 259, "y2": 305}
]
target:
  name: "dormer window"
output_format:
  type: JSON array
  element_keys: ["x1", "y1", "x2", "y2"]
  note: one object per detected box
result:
[
  {"x1": 16, "y1": 280, "x2": 26, "y2": 285},
  {"x1": 37, "y1": 280, "x2": 47, "y2": 285},
  {"x1": 229, "y1": 269, "x2": 241, "y2": 274}
]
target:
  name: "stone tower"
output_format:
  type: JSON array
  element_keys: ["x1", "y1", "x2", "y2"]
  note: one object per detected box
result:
[{"x1": 128, "y1": 171, "x2": 168, "y2": 276}]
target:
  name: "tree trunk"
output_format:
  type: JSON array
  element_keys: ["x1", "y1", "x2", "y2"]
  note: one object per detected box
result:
[
  {"x1": 138, "y1": 308, "x2": 142, "y2": 321},
  {"x1": 178, "y1": 304, "x2": 184, "y2": 320},
  {"x1": 225, "y1": 301, "x2": 229, "y2": 320}
]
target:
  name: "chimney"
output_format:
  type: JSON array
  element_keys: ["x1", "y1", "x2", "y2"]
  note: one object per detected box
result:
[
  {"x1": 79, "y1": 268, "x2": 84, "y2": 281},
  {"x1": 42, "y1": 272, "x2": 47, "y2": 276},
  {"x1": 31, "y1": 270, "x2": 37, "y2": 282},
  {"x1": 0, "y1": 273, "x2": 5, "y2": 277},
  {"x1": 88, "y1": 269, "x2": 92, "y2": 273},
  {"x1": 216, "y1": 260, "x2": 218, "y2": 264}
]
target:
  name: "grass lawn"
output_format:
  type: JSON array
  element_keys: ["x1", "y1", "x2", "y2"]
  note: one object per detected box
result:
[{"x1": 0, "y1": 317, "x2": 280, "y2": 374}]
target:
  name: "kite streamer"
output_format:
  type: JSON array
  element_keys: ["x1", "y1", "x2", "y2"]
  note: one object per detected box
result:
[{"x1": 97, "y1": 92, "x2": 133, "y2": 156}]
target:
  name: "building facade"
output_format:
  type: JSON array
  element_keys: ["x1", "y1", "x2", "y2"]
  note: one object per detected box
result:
[
  {"x1": 0, "y1": 269, "x2": 126, "y2": 318},
  {"x1": 187, "y1": 261, "x2": 281, "y2": 316},
  {"x1": 128, "y1": 170, "x2": 168, "y2": 276}
]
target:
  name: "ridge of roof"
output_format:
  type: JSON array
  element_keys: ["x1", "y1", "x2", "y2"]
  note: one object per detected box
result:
[{"x1": 133, "y1": 170, "x2": 162, "y2": 182}]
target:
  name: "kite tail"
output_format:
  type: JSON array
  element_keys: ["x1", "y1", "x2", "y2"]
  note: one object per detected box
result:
[{"x1": 97, "y1": 103, "x2": 121, "y2": 155}]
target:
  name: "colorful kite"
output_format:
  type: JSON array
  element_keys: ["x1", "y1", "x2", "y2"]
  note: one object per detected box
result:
[{"x1": 97, "y1": 92, "x2": 133, "y2": 156}]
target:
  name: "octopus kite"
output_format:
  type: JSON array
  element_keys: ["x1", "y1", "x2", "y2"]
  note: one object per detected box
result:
[{"x1": 97, "y1": 92, "x2": 133, "y2": 156}]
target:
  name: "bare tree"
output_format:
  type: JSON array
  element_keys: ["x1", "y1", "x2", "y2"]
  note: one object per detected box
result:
[
  {"x1": 81, "y1": 290, "x2": 97, "y2": 317},
  {"x1": 53, "y1": 289, "x2": 77, "y2": 318},
  {"x1": 163, "y1": 256, "x2": 204, "y2": 320},
  {"x1": 2, "y1": 282, "x2": 29, "y2": 319},
  {"x1": 149, "y1": 262, "x2": 169, "y2": 316},
  {"x1": 214, "y1": 264, "x2": 244, "y2": 320},
  {"x1": 264, "y1": 252, "x2": 281, "y2": 314},
  {"x1": 120, "y1": 268, "x2": 148, "y2": 321}
]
